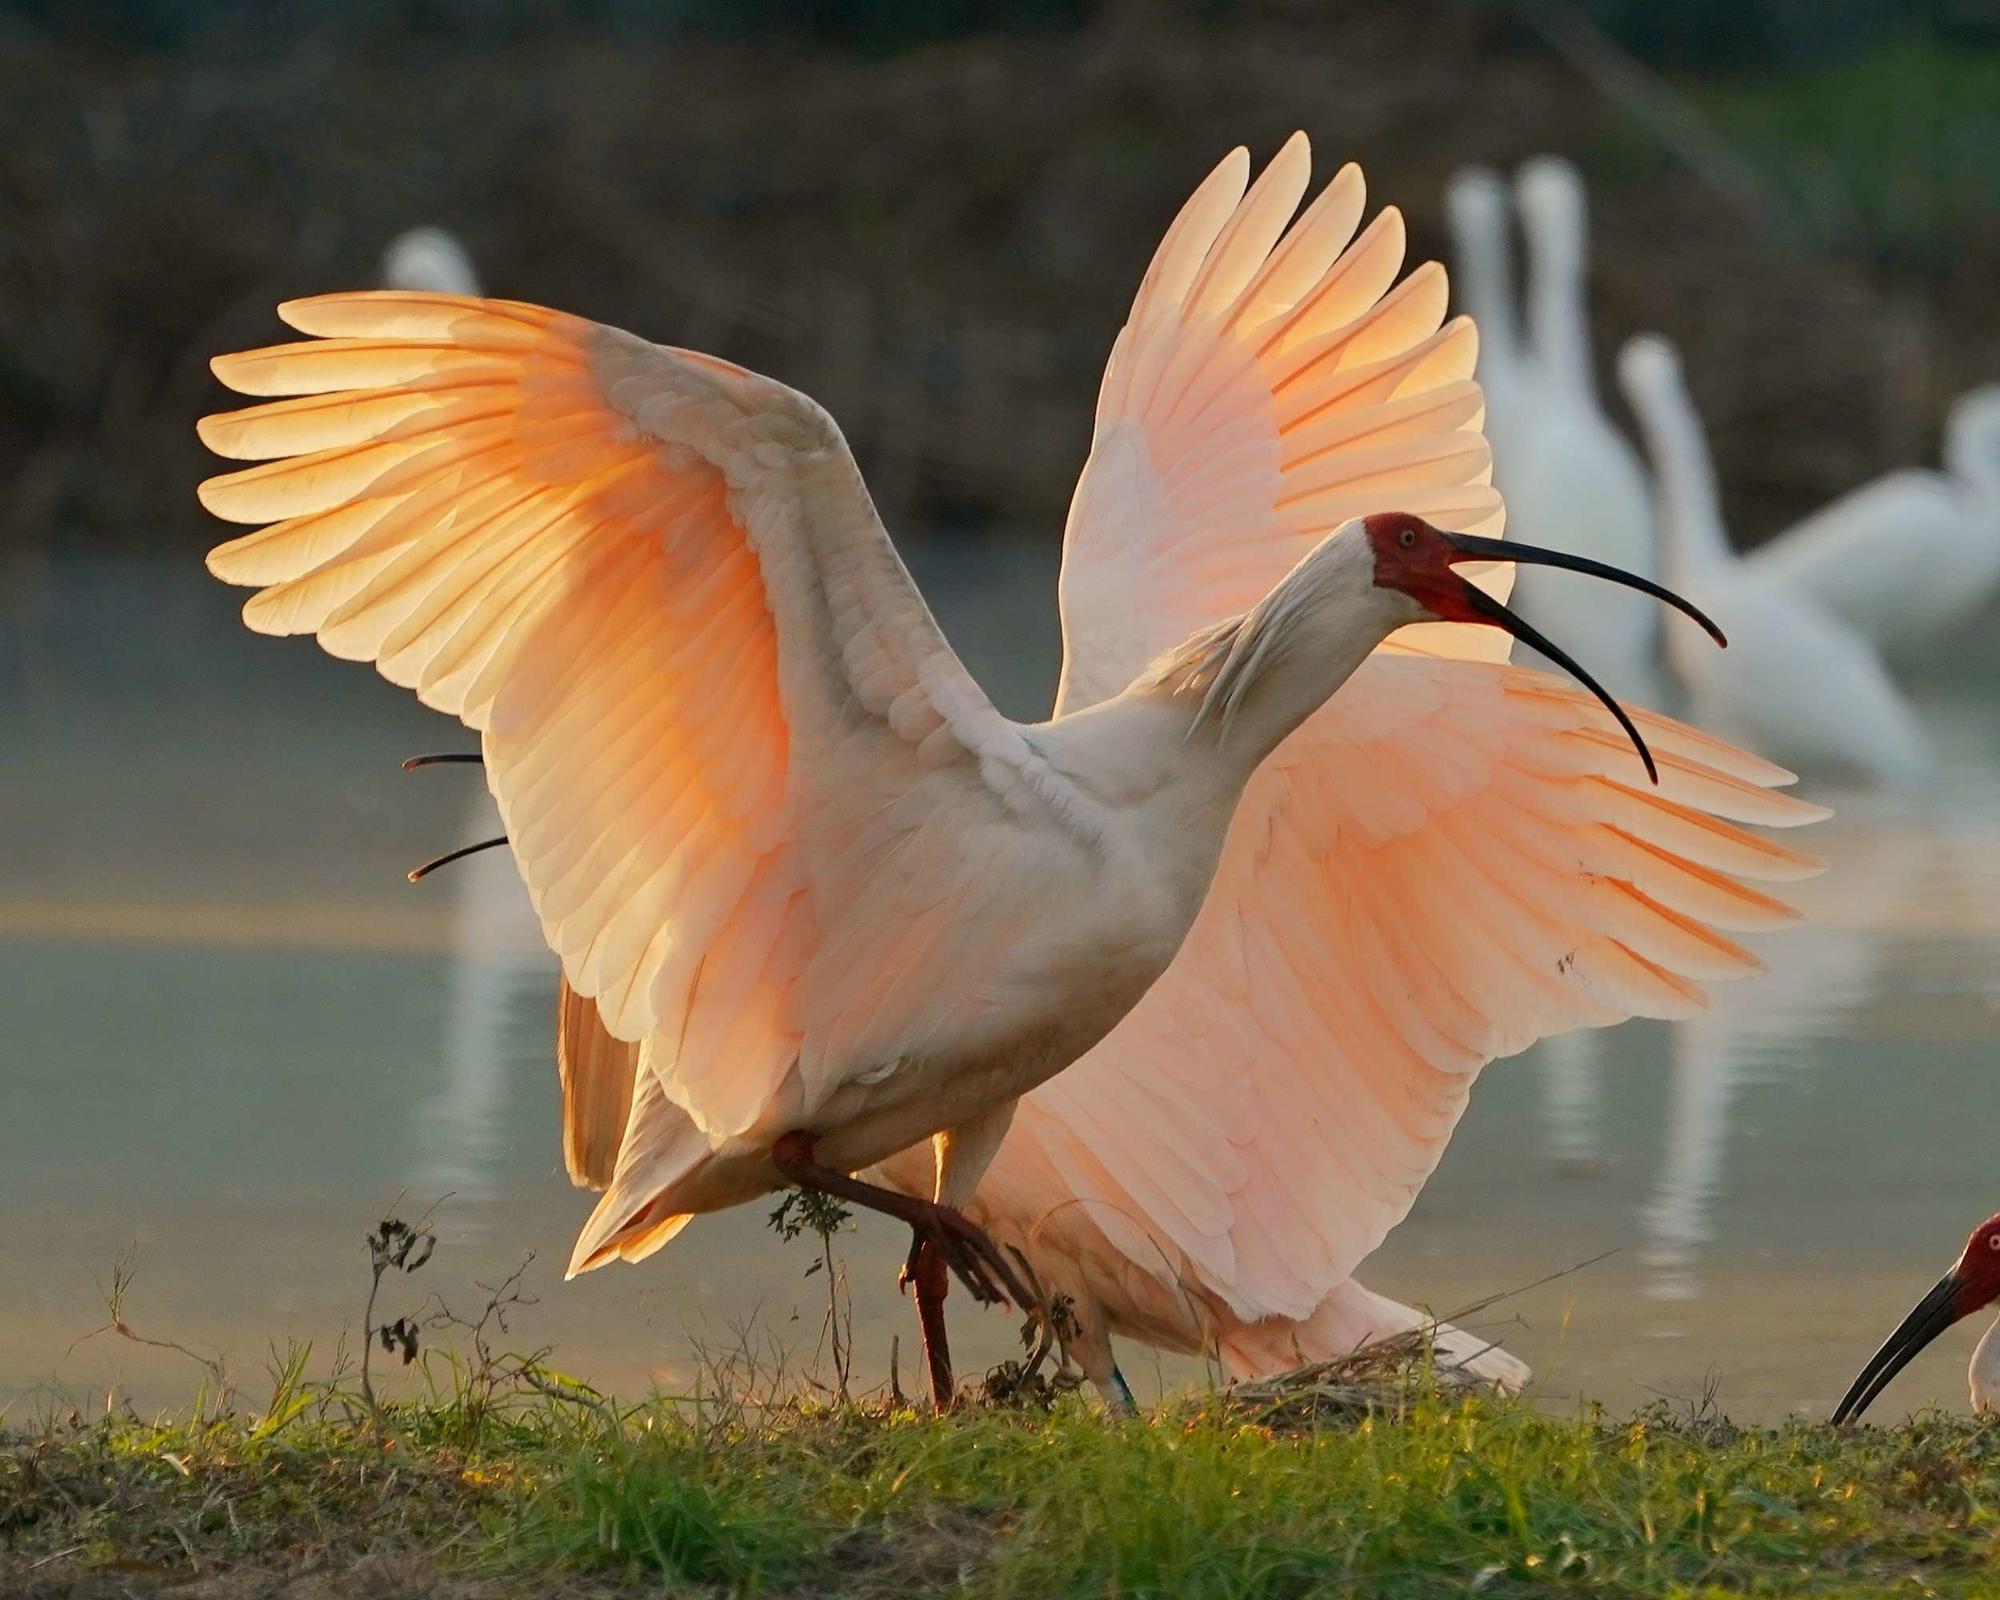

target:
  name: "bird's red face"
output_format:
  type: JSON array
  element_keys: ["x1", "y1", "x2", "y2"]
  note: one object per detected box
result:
[
  {"x1": 1831, "y1": 1209, "x2": 2000, "y2": 1424},
  {"x1": 1950, "y1": 1212, "x2": 2000, "y2": 1315},
  {"x1": 1362, "y1": 511, "x2": 1488, "y2": 622},
  {"x1": 1356, "y1": 511, "x2": 1725, "y2": 784}
]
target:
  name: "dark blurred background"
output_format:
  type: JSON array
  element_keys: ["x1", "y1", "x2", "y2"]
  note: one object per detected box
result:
[{"x1": 5, "y1": 0, "x2": 1998, "y2": 576}]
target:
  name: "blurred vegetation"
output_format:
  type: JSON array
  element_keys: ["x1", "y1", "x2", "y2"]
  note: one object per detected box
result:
[
  {"x1": 2, "y1": 0, "x2": 1997, "y2": 574},
  {"x1": 1693, "y1": 37, "x2": 2000, "y2": 274}
]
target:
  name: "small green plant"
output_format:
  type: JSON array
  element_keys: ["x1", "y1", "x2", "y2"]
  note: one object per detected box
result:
[{"x1": 769, "y1": 1189, "x2": 856, "y2": 1400}]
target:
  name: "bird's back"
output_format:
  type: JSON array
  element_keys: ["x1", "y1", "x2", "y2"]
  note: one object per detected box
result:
[
  {"x1": 1751, "y1": 469, "x2": 2000, "y2": 654},
  {"x1": 1678, "y1": 567, "x2": 1929, "y2": 783}
]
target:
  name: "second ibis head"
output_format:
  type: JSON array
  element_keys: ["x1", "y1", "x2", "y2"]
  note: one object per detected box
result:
[{"x1": 1831, "y1": 1210, "x2": 2000, "y2": 1423}]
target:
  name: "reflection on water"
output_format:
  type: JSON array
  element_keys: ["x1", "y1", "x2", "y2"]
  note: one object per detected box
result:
[
  {"x1": 414, "y1": 793, "x2": 553, "y2": 1205},
  {"x1": 6, "y1": 548, "x2": 2000, "y2": 1421}
]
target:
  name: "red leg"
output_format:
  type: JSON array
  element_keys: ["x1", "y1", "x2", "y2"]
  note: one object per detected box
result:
[{"x1": 909, "y1": 1238, "x2": 955, "y2": 1409}]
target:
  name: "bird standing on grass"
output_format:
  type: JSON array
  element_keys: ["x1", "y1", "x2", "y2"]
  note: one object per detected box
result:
[
  {"x1": 199, "y1": 135, "x2": 1731, "y2": 1410},
  {"x1": 524, "y1": 138, "x2": 1813, "y2": 1407}
]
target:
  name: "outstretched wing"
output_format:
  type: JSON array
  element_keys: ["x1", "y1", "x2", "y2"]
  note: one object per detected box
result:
[
  {"x1": 1014, "y1": 657, "x2": 1823, "y2": 1319},
  {"x1": 995, "y1": 135, "x2": 1822, "y2": 1321},
  {"x1": 1055, "y1": 130, "x2": 1506, "y2": 714},
  {"x1": 201, "y1": 292, "x2": 1059, "y2": 1140}
]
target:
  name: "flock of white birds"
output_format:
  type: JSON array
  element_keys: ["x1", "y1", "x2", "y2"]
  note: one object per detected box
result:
[
  {"x1": 198, "y1": 137, "x2": 1985, "y2": 1414},
  {"x1": 1449, "y1": 156, "x2": 2000, "y2": 788}
]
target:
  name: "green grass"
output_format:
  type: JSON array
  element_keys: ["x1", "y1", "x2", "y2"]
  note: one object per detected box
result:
[{"x1": 9, "y1": 1377, "x2": 2000, "y2": 1597}]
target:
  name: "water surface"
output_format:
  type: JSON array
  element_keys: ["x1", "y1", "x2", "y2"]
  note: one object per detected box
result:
[{"x1": 6, "y1": 548, "x2": 1998, "y2": 1422}]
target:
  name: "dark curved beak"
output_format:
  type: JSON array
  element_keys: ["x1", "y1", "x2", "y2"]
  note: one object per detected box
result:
[
  {"x1": 1442, "y1": 532, "x2": 1728, "y2": 786},
  {"x1": 1830, "y1": 1270, "x2": 1965, "y2": 1425}
]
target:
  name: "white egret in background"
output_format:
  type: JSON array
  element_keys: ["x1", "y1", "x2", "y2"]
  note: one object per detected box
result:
[
  {"x1": 1448, "y1": 156, "x2": 1661, "y2": 706},
  {"x1": 545, "y1": 140, "x2": 1817, "y2": 1405},
  {"x1": 1833, "y1": 1211, "x2": 2000, "y2": 1421},
  {"x1": 1442, "y1": 166, "x2": 1528, "y2": 471},
  {"x1": 1618, "y1": 333, "x2": 1931, "y2": 786},
  {"x1": 1750, "y1": 387, "x2": 2000, "y2": 659},
  {"x1": 1445, "y1": 156, "x2": 1658, "y2": 1179}
]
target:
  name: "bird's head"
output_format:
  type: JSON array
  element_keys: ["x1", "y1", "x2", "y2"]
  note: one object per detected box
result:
[
  {"x1": 1358, "y1": 511, "x2": 1724, "y2": 781},
  {"x1": 1831, "y1": 1209, "x2": 2000, "y2": 1425},
  {"x1": 1514, "y1": 155, "x2": 1588, "y2": 268}
]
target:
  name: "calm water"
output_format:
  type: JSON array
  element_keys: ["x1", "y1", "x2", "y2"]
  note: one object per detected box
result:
[{"x1": 5, "y1": 546, "x2": 1999, "y2": 1422}]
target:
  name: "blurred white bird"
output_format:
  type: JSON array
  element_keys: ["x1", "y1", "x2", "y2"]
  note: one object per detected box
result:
[
  {"x1": 377, "y1": 226, "x2": 564, "y2": 1196},
  {"x1": 379, "y1": 226, "x2": 482, "y2": 298},
  {"x1": 1618, "y1": 333, "x2": 1931, "y2": 785},
  {"x1": 1447, "y1": 156, "x2": 1662, "y2": 706},
  {"x1": 1442, "y1": 167, "x2": 1529, "y2": 472},
  {"x1": 1750, "y1": 387, "x2": 2000, "y2": 658}
]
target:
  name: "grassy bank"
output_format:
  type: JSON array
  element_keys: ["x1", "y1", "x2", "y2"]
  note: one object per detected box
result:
[{"x1": 7, "y1": 1376, "x2": 2000, "y2": 1598}]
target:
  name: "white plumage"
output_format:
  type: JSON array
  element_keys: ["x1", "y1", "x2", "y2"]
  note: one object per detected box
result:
[
  {"x1": 1750, "y1": 386, "x2": 2000, "y2": 657},
  {"x1": 1618, "y1": 333, "x2": 1931, "y2": 786},
  {"x1": 1447, "y1": 156, "x2": 1662, "y2": 706},
  {"x1": 379, "y1": 226, "x2": 482, "y2": 298}
]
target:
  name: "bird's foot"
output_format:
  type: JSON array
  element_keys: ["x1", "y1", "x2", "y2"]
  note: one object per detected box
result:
[{"x1": 904, "y1": 1206, "x2": 1039, "y2": 1312}]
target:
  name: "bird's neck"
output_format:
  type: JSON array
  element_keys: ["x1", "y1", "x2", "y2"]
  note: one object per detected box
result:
[
  {"x1": 1145, "y1": 582, "x2": 1407, "y2": 791},
  {"x1": 1450, "y1": 200, "x2": 1521, "y2": 384},
  {"x1": 1972, "y1": 1313, "x2": 2000, "y2": 1414},
  {"x1": 1944, "y1": 405, "x2": 2000, "y2": 500},
  {"x1": 1625, "y1": 367, "x2": 1734, "y2": 587},
  {"x1": 1524, "y1": 215, "x2": 1594, "y2": 401}
]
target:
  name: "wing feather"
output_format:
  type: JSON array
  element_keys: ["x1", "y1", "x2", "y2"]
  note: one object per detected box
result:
[
  {"x1": 1056, "y1": 136, "x2": 1504, "y2": 713},
  {"x1": 990, "y1": 656, "x2": 1819, "y2": 1320},
  {"x1": 202, "y1": 290, "x2": 1061, "y2": 1141}
]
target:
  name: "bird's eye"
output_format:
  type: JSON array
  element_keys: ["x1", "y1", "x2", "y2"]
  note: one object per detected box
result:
[
  {"x1": 1398, "y1": 527, "x2": 1416, "y2": 548},
  {"x1": 1987, "y1": 1233, "x2": 2000, "y2": 1252}
]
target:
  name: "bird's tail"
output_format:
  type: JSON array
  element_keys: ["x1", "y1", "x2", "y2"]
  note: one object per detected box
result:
[
  {"x1": 1218, "y1": 1278, "x2": 1531, "y2": 1395},
  {"x1": 565, "y1": 1064, "x2": 709, "y2": 1277}
]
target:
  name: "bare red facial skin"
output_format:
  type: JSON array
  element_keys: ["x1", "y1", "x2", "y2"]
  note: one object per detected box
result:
[
  {"x1": 1949, "y1": 1211, "x2": 2000, "y2": 1314},
  {"x1": 1362, "y1": 512, "x2": 1485, "y2": 623}
]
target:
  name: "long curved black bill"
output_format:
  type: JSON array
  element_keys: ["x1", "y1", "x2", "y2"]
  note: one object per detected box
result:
[
  {"x1": 1456, "y1": 584, "x2": 1661, "y2": 783},
  {"x1": 1829, "y1": 1271, "x2": 1963, "y2": 1425},
  {"x1": 1444, "y1": 533, "x2": 1728, "y2": 649}
]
